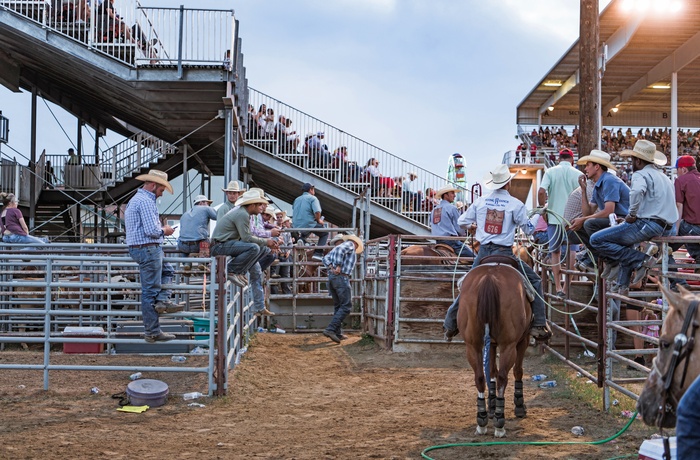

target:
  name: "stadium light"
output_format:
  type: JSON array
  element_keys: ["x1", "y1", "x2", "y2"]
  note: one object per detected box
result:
[
  {"x1": 547, "y1": 106, "x2": 554, "y2": 112},
  {"x1": 611, "y1": 106, "x2": 619, "y2": 113},
  {"x1": 651, "y1": 83, "x2": 671, "y2": 89},
  {"x1": 543, "y1": 81, "x2": 563, "y2": 87}
]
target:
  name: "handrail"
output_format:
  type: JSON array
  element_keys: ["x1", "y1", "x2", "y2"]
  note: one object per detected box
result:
[
  {"x1": 244, "y1": 88, "x2": 474, "y2": 228},
  {"x1": 0, "y1": 0, "x2": 235, "y2": 68}
]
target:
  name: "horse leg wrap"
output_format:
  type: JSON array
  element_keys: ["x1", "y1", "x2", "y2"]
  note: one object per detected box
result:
[
  {"x1": 488, "y1": 380, "x2": 496, "y2": 419},
  {"x1": 514, "y1": 380, "x2": 527, "y2": 418},
  {"x1": 493, "y1": 397, "x2": 506, "y2": 429},
  {"x1": 476, "y1": 396, "x2": 488, "y2": 427}
]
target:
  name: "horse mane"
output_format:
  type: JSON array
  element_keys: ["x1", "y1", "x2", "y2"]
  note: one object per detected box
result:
[{"x1": 476, "y1": 274, "x2": 500, "y2": 335}]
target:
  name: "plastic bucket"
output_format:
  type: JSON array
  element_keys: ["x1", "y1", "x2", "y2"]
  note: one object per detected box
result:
[
  {"x1": 190, "y1": 317, "x2": 216, "y2": 343},
  {"x1": 126, "y1": 379, "x2": 169, "y2": 407}
]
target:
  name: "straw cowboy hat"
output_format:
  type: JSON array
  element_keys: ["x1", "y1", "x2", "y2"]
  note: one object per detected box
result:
[
  {"x1": 222, "y1": 180, "x2": 242, "y2": 192},
  {"x1": 436, "y1": 185, "x2": 460, "y2": 199},
  {"x1": 342, "y1": 234, "x2": 364, "y2": 254},
  {"x1": 329, "y1": 234, "x2": 345, "y2": 246},
  {"x1": 483, "y1": 164, "x2": 516, "y2": 190},
  {"x1": 234, "y1": 190, "x2": 268, "y2": 207},
  {"x1": 620, "y1": 139, "x2": 667, "y2": 166},
  {"x1": 263, "y1": 207, "x2": 276, "y2": 218},
  {"x1": 576, "y1": 149, "x2": 617, "y2": 172},
  {"x1": 193, "y1": 194, "x2": 212, "y2": 205},
  {"x1": 407, "y1": 171, "x2": 418, "y2": 178},
  {"x1": 136, "y1": 170, "x2": 173, "y2": 194}
]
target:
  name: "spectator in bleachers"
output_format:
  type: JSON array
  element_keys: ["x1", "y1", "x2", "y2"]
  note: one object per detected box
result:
[
  {"x1": 515, "y1": 143, "x2": 525, "y2": 163},
  {"x1": 255, "y1": 104, "x2": 267, "y2": 138},
  {"x1": 285, "y1": 119, "x2": 300, "y2": 152},
  {"x1": 97, "y1": 0, "x2": 134, "y2": 43},
  {"x1": 62, "y1": 0, "x2": 91, "y2": 23},
  {"x1": 246, "y1": 104, "x2": 257, "y2": 139},
  {"x1": 332, "y1": 146, "x2": 361, "y2": 182},
  {"x1": 263, "y1": 108, "x2": 276, "y2": 138},
  {"x1": 403, "y1": 171, "x2": 422, "y2": 211},
  {"x1": 365, "y1": 157, "x2": 381, "y2": 195},
  {"x1": 306, "y1": 132, "x2": 331, "y2": 168},
  {"x1": 423, "y1": 187, "x2": 438, "y2": 212}
]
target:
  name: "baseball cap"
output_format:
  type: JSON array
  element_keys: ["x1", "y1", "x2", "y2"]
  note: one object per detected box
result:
[
  {"x1": 559, "y1": 148, "x2": 574, "y2": 158},
  {"x1": 677, "y1": 155, "x2": 696, "y2": 169},
  {"x1": 302, "y1": 183, "x2": 314, "y2": 192}
]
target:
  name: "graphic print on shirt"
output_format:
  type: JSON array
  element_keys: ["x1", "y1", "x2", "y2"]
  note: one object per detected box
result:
[
  {"x1": 485, "y1": 208, "x2": 505, "y2": 234},
  {"x1": 432, "y1": 207, "x2": 442, "y2": 225}
]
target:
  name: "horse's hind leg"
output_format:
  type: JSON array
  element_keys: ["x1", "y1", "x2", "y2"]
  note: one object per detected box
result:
[
  {"x1": 513, "y1": 336, "x2": 529, "y2": 418},
  {"x1": 487, "y1": 339, "x2": 497, "y2": 419},
  {"x1": 466, "y1": 343, "x2": 488, "y2": 435},
  {"x1": 494, "y1": 345, "x2": 517, "y2": 438}
]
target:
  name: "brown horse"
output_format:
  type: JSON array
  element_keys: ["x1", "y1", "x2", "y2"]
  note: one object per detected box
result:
[
  {"x1": 457, "y1": 261, "x2": 531, "y2": 437},
  {"x1": 400, "y1": 244, "x2": 459, "y2": 266},
  {"x1": 637, "y1": 285, "x2": 700, "y2": 429}
]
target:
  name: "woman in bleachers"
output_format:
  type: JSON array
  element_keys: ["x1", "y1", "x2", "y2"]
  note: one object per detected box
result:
[
  {"x1": 255, "y1": 104, "x2": 266, "y2": 138},
  {"x1": 285, "y1": 119, "x2": 300, "y2": 152},
  {"x1": 264, "y1": 108, "x2": 276, "y2": 138}
]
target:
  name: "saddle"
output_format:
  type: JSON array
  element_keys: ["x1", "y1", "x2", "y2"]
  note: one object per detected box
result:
[
  {"x1": 479, "y1": 256, "x2": 536, "y2": 303},
  {"x1": 431, "y1": 243, "x2": 456, "y2": 258}
]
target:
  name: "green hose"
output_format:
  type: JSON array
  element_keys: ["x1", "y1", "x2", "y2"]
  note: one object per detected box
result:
[{"x1": 420, "y1": 410, "x2": 638, "y2": 459}]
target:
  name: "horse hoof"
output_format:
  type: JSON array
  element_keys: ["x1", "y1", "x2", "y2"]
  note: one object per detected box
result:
[
  {"x1": 514, "y1": 406, "x2": 527, "y2": 418},
  {"x1": 476, "y1": 425, "x2": 488, "y2": 435},
  {"x1": 494, "y1": 428, "x2": 506, "y2": 438}
]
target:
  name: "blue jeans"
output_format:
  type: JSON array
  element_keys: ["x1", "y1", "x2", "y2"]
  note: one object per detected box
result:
[
  {"x1": 177, "y1": 239, "x2": 201, "y2": 256},
  {"x1": 210, "y1": 240, "x2": 261, "y2": 274},
  {"x1": 438, "y1": 239, "x2": 474, "y2": 258},
  {"x1": 247, "y1": 248, "x2": 274, "y2": 312},
  {"x1": 443, "y1": 243, "x2": 546, "y2": 332},
  {"x1": 575, "y1": 217, "x2": 610, "y2": 265},
  {"x1": 301, "y1": 224, "x2": 329, "y2": 256},
  {"x1": 3, "y1": 233, "x2": 48, "y2": 250},
  {"x1": 676, "y1": 220, "x2": 700, "y2": 261},
  {"x1": 678, "y1": 375, "x2": 700, "y2": 458},
  {"x1": 326, "y1": 273, "x2": 352, "y2": 334},
  {"x1": 590, "y1": 219, "x2": 672, "y2": 287},
  {"x1": 128, "y1": 245, "x2": 174, "y2": 337}
]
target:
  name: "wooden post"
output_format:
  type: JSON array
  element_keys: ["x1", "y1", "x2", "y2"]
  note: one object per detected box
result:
[{"x1": 579, "y1": 0, "x2": 600, "y2": 157}]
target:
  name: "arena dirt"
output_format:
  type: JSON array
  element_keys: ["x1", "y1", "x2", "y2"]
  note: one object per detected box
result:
[{"x1": 0, "y1": 334, "x2": 658, "y2": 459}]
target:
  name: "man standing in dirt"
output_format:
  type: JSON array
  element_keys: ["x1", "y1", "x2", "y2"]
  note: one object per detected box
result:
[
  {"x1": 321, "y1": 234, "x2": 364, "y2": 343},
  {"x1": 125, "y1": 170, "x2": 183, "y2": 343}
]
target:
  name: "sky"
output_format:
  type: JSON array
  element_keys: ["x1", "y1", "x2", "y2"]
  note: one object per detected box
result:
[{"x1": 0, "y1": 0, "x2": 613, "y2": 192}]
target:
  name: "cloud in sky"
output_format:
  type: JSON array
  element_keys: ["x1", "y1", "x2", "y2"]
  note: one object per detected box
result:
[{"x1": 0, "y1": 0, "x2": 612, "y2": 194}]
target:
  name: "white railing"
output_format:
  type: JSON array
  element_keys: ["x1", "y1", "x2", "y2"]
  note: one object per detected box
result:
[
  {"x1": 244, "y1": 88, "x2": 474, "y2": 226},
  {"x1": 0, "y1": 1, "x2": 235, "y2": 68}
]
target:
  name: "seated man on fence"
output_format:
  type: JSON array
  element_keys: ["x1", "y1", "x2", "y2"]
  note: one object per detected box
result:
[
  {"x1": 177, "y1": 194, "x2": 217, "y2": 270},
  {"x1": 292, "y1": 183, "x2": 328, "y2": 261},
  {"x1": 443, "y1": 164, "x2": 551, "y2": 342},
  {"x1": 430, "y1": 185, "x2": 474, "y2": 258}
]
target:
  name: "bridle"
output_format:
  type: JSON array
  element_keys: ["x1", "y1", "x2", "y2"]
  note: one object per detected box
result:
[{"x1": 651, "y1": 299, "x2": 699, "y2": 460}]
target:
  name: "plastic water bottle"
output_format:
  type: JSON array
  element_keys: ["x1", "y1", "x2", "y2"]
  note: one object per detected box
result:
[
  {"x1": 171, "y1": 356, "x2": 186, "y2": 363},
  {"x1": 531, "y1": 374, "x2": 547, "y2": 381},
  {"x1": 571, "y1": 426, "x2": 585, "y2": 436},
  {"x1": 609, "y1": 213, "x2": 618, "y2": 227},
  {"x1": 90, "y1": 387, "x2": 100, "y2": 394},
  {"x1": 183, "y1": 392, "x2": 203, "y2": 400},
  {"x1": 538, "y1": 380, "x2": 557, "y2": 388},
  {"x1": 129, "y1": 372, "x2": 142, "y2": 381}
]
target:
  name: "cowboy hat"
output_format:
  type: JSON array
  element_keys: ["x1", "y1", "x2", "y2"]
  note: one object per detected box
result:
[
  {"x1": 222, "y1": 180, "x2": 242, "y2": 192},
  {"x1": 263, "y1": 207, "x2": 276, "y2": 218},
  {"x1": 342, "y1": 234, "x2": 364, "y2": 254},
  {"x1": 234, "y1": 190, "x2": 268, "y2": 207},
  {"x1": 620, "y1": 139, "x2": 667, "y2": 166},
  {"x1": 436, "y1": 185, "x2": 460, "y2": 199},
  {"x1": 483, "y1": 164, "x2": 516, "y2": 190},
  {"x1": 193, "y1": 194, "x2": 212, "y2": 205},
  {"x1": 407, "y1": 171, "x2": 418, "y2": 178},
  {"x1": 136, "y1": 170, "x2": 173, "y2": 194},
  {"x1": 576, "y1": 149, "x2": 617, "y2": 172},
  {"x1": 329, "y1": 234, "x2": 345, "y2": 246}
]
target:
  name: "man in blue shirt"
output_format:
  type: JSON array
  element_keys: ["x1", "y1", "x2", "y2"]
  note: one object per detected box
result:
[
  {"x1": 569, "y1": 150, "x2": 630, "y2": 273},
  {"x1": 125, "y1": 170, "x2": 183, "y2": 343},
  {"x1": 430, "y1": 185, "x2": 474, "y2": 257},
  {"x1": 321, "y1": 234, "x2": 364, "y2": 343},
  {"x1": 177, "y1": 194, "x2": 217, "y2": 268},
  {"x1": 292, "y1": 183, "x2": 329, "y2": 261}
]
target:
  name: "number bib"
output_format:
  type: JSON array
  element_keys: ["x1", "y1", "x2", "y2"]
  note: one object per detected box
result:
[{"x1": 484, "y1": 208, "x2": 505, "y2": 235}]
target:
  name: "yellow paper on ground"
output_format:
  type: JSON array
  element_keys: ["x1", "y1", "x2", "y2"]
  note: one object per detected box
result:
[{"x1": 117, "y1": 405, "x2": 150, "y2": 413}]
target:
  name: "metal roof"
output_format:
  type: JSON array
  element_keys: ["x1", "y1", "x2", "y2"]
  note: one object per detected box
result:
[{"x1": 517, "y1": 0, "x2": 700, "y2": 128}]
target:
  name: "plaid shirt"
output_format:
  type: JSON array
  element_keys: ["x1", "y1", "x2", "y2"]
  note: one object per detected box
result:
[
  {"x1": 322, "y1": 241, "x2": 356, "y2": 276},
  {"x1": 125, "y1": 188, "x2": 164, "y2": 246}
]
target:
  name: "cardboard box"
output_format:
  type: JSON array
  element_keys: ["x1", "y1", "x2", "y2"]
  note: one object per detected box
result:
[
  {"x1": 63, "y1": 326, "x2": 105, "y2": 354},
  {"x1": 114, "y1": 320, "x2": 192, "y2": 354}
]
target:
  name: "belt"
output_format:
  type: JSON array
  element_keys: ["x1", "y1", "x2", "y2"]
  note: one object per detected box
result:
[
  {"x1": 646, "y1": 218, "x2": 671, "y2": 228},
  {"x1": 483, "y1": 242, "x2": 511, "y2": 250},
  {"x1": 129, "y1": 243, "x2": 160, "y2": 249},
  {"x1": 331, "y1": 272, "x2": 350, "y2": 278}
]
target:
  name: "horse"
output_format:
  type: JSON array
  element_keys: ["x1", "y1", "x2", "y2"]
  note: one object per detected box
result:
[
  {"x1": 400, "y1": 243, "x2": 457, "y2": 266},
  {"x1": 457, "y1": 256, "x2": 532, "y2": 437},
  {"x1": 637, "y1": 284, "x2": 700, "y2": 430}
]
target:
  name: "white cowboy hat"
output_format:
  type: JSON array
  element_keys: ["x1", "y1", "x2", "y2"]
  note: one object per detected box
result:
[
  {"x1": 222, "y1": 180, "x2": 242, "y2": 192},
  {"x1": 483, "y1": 164, "x2": 516, "y2": 190},
  {"x1": 436, "y1": 185, "x2": 460, "y2": 199},
  {"x1": 234, "y1": 190, "x2": 268, "y2": 207},
  {"x1": 342, "y1": 234, "x2": 364, "y2": 254},
  {"x1": 576, "y1": 149, "x2": 617, "y2": 172},
  {"x1": 135, "y1": 170, "x2": 173, "y2": 194},
  {"x1": 407, "y1": 171, "x2": 418, "y2": 178},
  {"x1": 263, "y1": 207, "x2": 276, "y2": 218},
  {"x1": 193, "y1": 194, "x2": 212, "y2": 205},
  {"x1": 329, "y1": 234, "x2": 345, "y2": 246},
  {"x1": 620, "y1": 139, "x2": 667, "y2": 166}
]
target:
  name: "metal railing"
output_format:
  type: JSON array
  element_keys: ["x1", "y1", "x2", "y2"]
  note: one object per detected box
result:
[
  {"x1": 244, "y1": 88, "x2": 474, "y2": 227},
  {"x1": 0, "y1": 0, "x2": 235, "y2": 68}
]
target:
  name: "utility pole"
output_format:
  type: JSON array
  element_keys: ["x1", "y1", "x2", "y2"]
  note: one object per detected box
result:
[{"x1": 579, "y1": 0, "x2": 600, "y2": 157}]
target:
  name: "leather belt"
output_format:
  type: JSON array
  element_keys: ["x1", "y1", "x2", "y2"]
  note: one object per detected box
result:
[
  {"x1": 129, "y1": 243, "x2": 160, "y2": 248},
  {"x1": 483, "y1": 242, "x2": 511, "y2": 250},
  {"x1": 647, "y1": 218, "x2": 671, "y2": 228}
]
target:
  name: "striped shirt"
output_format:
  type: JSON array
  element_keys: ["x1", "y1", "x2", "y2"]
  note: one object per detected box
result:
[
  {"x1": 125, "y1": 188, "x2": 163, "y2": 246},
  {"x1": 322, "y1": 241, "x2": 356, "y2": 276}
]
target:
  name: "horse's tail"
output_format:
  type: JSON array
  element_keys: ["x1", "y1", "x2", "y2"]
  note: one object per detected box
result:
[{"x1": 476, "y1": 274, "x2": 500, "y2": 334}]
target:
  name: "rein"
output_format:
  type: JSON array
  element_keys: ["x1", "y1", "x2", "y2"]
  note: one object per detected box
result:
[{"x1": 654, "y1": 299, "x2": 700, "y2": 460}]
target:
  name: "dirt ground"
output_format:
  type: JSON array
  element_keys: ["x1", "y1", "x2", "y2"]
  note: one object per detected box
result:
[{"x1": 0, "y1": 334, "x2": 659, "y2": 459}]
